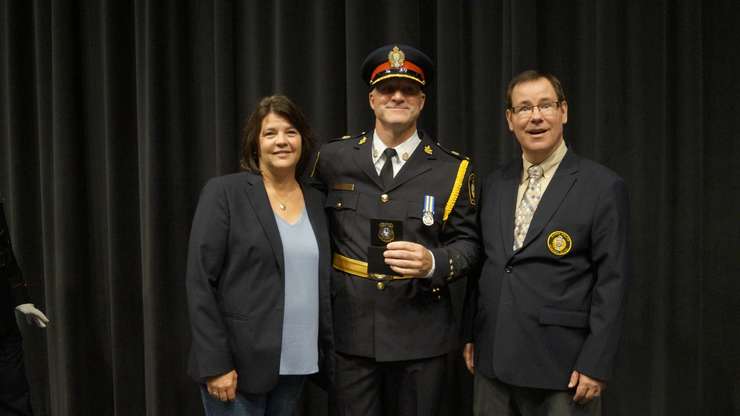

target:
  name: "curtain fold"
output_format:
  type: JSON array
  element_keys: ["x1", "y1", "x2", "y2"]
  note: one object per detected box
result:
[{"x1": 1, "y1": 1, "x2": 737, "y2": 414}]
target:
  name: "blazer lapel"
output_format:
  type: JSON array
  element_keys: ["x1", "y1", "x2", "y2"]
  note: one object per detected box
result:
[
  {"x1": 244, "y1": 175, "x2": 284, "y2": 274},
  {"x1": 302, "y1": 184, "x2": 329, "y2": 262},
  {"x1": 518, "y1": 150, "x2": 579, "y2": 252},
  {"x1": 499, "y1": 160, "x2": 521, "y2": 260},
  {"x1": 352, "y1": 131, "x2": 384, "y2": 189},
  {"x1": 386, "y1": 134, "x2": 433, "y2": 192}
]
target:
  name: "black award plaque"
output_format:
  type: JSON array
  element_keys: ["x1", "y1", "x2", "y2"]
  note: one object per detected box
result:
[{"x1": 367, "y1": 219, "x2": 404, "y2": 277}]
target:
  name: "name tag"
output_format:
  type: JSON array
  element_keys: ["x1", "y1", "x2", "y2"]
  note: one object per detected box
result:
[{"x1": 332, "y1": 183, "x2": 355, "y2": 191}]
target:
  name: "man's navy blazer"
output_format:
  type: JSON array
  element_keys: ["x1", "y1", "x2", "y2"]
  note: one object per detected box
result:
[
  {"x1": 186, "y1": 172, "x2": 333, "y2": 394},
  {"x1": 464, "y1": 150, "x2": 630, "y2": 390}
]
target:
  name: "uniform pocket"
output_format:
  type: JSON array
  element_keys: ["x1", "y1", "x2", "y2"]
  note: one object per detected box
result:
[{"x1": 325, "y1": 191, "x2": 359, "y2": 211}]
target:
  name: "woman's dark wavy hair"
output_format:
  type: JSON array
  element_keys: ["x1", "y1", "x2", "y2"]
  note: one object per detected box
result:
[{"x1": 239, "y1": 95, "x2": 316, "y2": 178}]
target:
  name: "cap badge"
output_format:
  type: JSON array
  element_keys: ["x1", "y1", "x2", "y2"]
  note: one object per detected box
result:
[
  {"x1": 547, "y1": 231, "x2": 573, "y2": 256},
  {"x1": 424, "y1": 145, "x2": 433, "y2": 155},
  {"x1": 388, "y1": 46, "x2": 405, "y2": 68}
]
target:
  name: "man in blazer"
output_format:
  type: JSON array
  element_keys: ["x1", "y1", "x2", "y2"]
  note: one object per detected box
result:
[
  {"x1": 463, "y1": 70, "x2": 630, "y2": 415},
  {"x1": 1, "y1": 200, "x2": 49, "y2": 415},
  {"x1": 311, "y1": 44, "x2": 479, "y2": 415}
]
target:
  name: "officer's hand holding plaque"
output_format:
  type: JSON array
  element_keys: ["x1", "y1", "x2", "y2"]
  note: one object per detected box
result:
[{"x1": 368, "y1": 219, "x2": 403, "y2": 278}]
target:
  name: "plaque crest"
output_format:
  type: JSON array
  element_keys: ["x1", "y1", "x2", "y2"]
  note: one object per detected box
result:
[{"x1": 378, "y1": 222, "x2": 396, "y2": 243}]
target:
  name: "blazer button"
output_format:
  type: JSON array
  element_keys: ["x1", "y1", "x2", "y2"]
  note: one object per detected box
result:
[
  {"x1": 380, "y1": 194, "x2": 389, "y2": 203},
  {"x1": 376, "y1": 281, "x2": 385, "y2": 290},
  {"x1": 504, "y1": 267, "x2": 512, "y2": 273},
  {"x1": 336, "y1": 201, "x2": 343, "y2": 208}
]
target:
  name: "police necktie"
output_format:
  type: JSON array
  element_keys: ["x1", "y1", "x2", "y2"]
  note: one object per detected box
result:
[
  {"x1": 380, "y1": 148, "x2": 397, "y2": 188},
  {"x1": 513, "y1": 164, "x2": 544, "y2": 251}
]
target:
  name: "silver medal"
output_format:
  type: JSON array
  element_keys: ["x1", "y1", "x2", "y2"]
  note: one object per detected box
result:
[
  {"x1": 422, "y1": 195, "x2": 435, "y2": 226},
  {"x1": 422, "y1": 211, "x2": 434, "y2": 226}
]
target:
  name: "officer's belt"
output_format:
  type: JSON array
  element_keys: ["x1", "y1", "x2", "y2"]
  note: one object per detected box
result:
[{"x1": 332, "y1": 253, "x2": 416, "y2": 280}]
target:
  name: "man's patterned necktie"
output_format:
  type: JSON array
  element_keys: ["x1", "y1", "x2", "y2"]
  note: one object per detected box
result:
[{"x1": 513, "y1": 165, "x2": 544, "y2": 251}]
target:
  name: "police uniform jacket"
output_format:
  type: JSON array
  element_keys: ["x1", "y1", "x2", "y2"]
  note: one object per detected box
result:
[
  {"x1": 1, "y1": 201, "x2": 29, "y2": 337},
  {"x1": 312, "y1": 130, "x2": 479, "y2": 361},
  {"x1": 463, "y1": 150, "x2": 630, "y2": 390}
]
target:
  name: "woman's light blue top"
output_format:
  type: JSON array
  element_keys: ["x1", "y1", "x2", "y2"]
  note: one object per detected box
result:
[{"x1": 274, "y1": 207, "x2": 319, "y2": 375}]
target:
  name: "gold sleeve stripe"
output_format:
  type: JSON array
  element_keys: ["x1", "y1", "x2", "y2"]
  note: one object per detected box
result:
[{"x1": 443, "y1": 159, "x2": 469, "y2": 221}]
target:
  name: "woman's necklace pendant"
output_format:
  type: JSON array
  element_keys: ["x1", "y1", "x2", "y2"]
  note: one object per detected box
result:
[{"x1": 279, "y1": 203, "x2": 287, "y2": 211}]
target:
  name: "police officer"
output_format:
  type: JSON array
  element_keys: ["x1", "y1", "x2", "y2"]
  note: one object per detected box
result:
[
  {"x1": 1, "y1": 200, "x2": 49, "y2": 415},
  {"x1": 311, "y1": 44, "x2": 479, "y2": 415}
]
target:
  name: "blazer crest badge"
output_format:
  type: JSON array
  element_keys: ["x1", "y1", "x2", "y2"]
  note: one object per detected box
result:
[{"x1": 547, "y1": 230, "x2": 572, "y2": 256}]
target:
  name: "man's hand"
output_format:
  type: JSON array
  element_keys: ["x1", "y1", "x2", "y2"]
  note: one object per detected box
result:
[
  {"x1": 569, "y1": 370, "x2": 606, "y2": 404},
  {"x1": 15, "y1": 303, "x2": 50, "y2": 328},
  {"x1": 207, "y1": 369, "x2": 238, "y2": 402},
  {"x1": 463, "y1": 343, "x2": 475, "y2": 375},
  {"x1": 384, "y1": 241, "x2": 433, "y2": 277}
]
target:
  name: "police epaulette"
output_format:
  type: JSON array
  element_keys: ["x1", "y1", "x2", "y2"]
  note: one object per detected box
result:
[
  {"x1": 329, "y1": 131, "x2": 367, "y2": 143},
  {"x1": 435, "y1": 141, "x2": 470, "y2": 161}
]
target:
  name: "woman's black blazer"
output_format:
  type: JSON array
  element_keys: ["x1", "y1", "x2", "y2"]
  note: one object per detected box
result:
[{"x1": 186, "y1": 172, "x2": 333, "y2": 394}]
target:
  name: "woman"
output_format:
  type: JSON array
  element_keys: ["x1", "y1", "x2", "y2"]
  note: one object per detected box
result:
[{"x1": 186, "y1": 95, "x2": 332, "y2": 415}]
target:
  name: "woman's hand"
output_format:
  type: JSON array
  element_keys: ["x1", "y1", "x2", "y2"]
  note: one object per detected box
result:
[{"x1": 206, "y1": 369, "x2": 238, "y2": 402}]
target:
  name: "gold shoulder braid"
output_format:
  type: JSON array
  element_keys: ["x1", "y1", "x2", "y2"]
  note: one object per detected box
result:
[{"x1": 443, "y1": 159, "x2": 469, "y2": 221}]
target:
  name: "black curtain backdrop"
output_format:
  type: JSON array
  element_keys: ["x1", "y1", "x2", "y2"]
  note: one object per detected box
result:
[{"x1": 1, "y1": 1, "x2": 738, "y2": 415}]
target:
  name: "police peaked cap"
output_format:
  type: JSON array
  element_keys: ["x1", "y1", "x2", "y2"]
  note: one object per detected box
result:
[{"x1": 361, "y1": 44, "x2": 434, "y2": 87}]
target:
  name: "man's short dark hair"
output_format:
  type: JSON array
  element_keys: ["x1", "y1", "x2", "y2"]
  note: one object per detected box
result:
[
  {"x1": 505, "y1": 70, "x2": 566, "y2": 109},
  {"x1": 240, "y1": 95, "x2": 316, "y2": 178}
]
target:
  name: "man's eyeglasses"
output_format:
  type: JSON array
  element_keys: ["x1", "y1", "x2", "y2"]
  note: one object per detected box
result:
[{"x1": 510, "y1": 101, "x2": 562, "y2": 118}]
